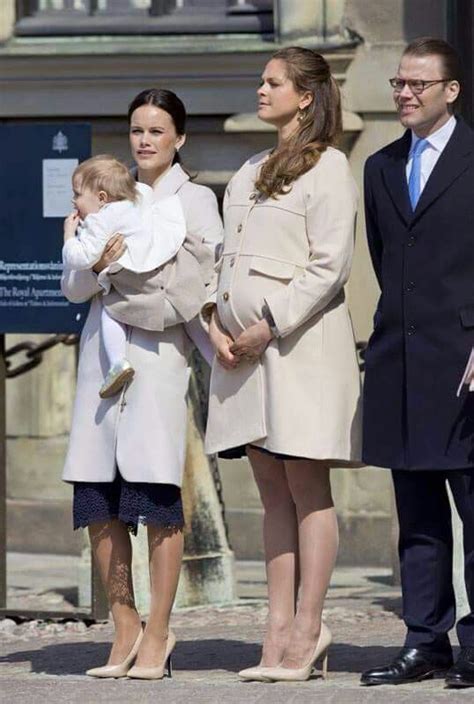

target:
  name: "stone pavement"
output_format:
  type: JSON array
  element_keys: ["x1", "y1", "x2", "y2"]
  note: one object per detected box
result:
[{"x1": 0, "y1": 559, "x2": 471, "y2": 703}]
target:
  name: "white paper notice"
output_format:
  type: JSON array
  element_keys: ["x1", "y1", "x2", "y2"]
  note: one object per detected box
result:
[{"x1": 42, "y1": 159, "x2": 78, "y2": 218}]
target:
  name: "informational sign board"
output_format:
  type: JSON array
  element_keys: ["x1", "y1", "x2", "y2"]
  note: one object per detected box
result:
[{"x1": 0, "y1": 124, "x2": 91, "y2": 333}]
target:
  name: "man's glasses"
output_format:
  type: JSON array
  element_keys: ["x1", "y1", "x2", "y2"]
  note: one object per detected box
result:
[{"x1": 389, "y1": 78, "x2": 451, "y2": 94}]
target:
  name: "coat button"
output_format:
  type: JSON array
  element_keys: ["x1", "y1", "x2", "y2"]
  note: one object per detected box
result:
[
  {"x1": 223, "y1": 292, "x2": 229, "y2": 301},
  {"x1": 407, "y1": 236, "x2": 416, "y2": 247},
  {"x1": 406, "y1": 281, "x2": 415, "y2": 292},
  {"x1": 407, "y1": 325, "x2": 416, "y2": 335},
  {"x1": 237, "y1": 224, "x2": 242, "y2": 233}
]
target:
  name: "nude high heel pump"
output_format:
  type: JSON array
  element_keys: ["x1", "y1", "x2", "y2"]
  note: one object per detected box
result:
[
  {"x1": 238, "y1": 664, "x2": 279, "y2": 682},
  {"x1": 127, "y1": 630, "x2": 176, "y2": 680},
  {"x1": 263, "y1": 622, "x2": 332, "y2": 682},
  {"x1": 86, "y1": 627, "x2": 143, "y2": 678}
]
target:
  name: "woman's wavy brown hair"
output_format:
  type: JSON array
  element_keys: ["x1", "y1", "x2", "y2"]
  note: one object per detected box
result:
[{"x1": 255, "y1": 47, "x2": 342, "y2": 199}]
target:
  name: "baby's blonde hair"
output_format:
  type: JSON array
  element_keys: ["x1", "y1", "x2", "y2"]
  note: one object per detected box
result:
[{"x1": 73, "y1": 155, "x2": 137, "y2": 203}]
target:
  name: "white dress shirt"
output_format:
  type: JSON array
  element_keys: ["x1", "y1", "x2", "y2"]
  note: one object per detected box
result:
[{"x1": 406, "y1": 115, "x2": 457, "y2": 193}]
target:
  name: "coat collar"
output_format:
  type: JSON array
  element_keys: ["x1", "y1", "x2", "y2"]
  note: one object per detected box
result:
[
  {"x1": 152, "y1": 163, "x2": 190, "y2": 199},
  {"x1": 382, "y1": 117, "x2": 473, "y2": 225},
  {"x1": 413, "y1": 117, "x2": 472, "y2": 223},
  {"x1": 381, "y1": 130, "x2": 412, "y2": 225},
  {"x1": 131, "y1": 163, "x2": 190, "y2": 199}
]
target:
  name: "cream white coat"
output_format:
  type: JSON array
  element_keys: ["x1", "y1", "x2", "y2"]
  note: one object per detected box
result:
[
  {"x1": 205, "y1": 148, "x2": 362, "y2": 463},
  {"x1": 62, "y1": 165, "x2": 223, "y2": 484}
]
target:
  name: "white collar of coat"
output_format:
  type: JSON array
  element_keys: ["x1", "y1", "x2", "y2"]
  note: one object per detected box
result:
[
  {"x1": 130, "y1": 163, "x2": 190, "y2": 199},
  {"x1": 152, "y1": 163, "x2": 190, "y2": 199}
]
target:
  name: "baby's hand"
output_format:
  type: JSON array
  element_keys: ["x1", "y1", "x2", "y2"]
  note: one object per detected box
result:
[{"x1": 63, "y1": 211, "x2": 80, "y2": 241}]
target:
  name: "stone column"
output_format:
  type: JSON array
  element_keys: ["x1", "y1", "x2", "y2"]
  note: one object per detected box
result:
[
  {"x1": 273, "y1": 0, "x2": 326, "y2": 42},
  {"x1": 0, "y1": 0, "x2": 15, "y2": 43},
  {"x1": 6, "y1": 336, "x2": 79, "y2": 556}
]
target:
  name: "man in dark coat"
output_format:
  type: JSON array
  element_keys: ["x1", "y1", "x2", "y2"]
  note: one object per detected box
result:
[{"x1": 361, "y1": 37, "x2": 474, "y2": 688}]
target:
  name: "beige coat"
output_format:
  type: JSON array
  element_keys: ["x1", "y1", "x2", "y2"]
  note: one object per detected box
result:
[
  {"x1": 205, "y1": 147, "x2": 362, "y2": 462},
  {"x1": 62, "y1": 165, "x2": 223, "y2": 484}
]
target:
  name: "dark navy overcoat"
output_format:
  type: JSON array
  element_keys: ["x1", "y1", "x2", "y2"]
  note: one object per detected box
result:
[{"x1": 363, "y1": 117, "x2": 474, "y2": 470}]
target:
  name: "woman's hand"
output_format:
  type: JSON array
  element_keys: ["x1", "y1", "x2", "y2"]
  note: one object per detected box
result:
[
  {"x1": 93, "y1": 233, "x2": 127, "y2": 273},
  {"x1": 209, "y1": 308, "x2": 240, "y2": 370},
  {"x1": 63, "y1": 211, "x2": 80, "y2": 242},
  {"x1": 230, "y1": 319, "x2": 273, "y2": 362}
]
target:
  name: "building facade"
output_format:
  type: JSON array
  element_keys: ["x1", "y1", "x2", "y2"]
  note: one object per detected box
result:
[{"x1": 1, "y1": 0, "x2": 471, "y2": 566}]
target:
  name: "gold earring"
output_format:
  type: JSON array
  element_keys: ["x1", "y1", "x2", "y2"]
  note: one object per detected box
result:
[{"x1": 297, "y1": 108, "x2": 306, "y2": 123}]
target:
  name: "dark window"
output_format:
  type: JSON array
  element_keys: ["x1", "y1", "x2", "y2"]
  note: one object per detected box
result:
[{"x1": 15, "y1": 0, "x2": 274, "y2": 36}]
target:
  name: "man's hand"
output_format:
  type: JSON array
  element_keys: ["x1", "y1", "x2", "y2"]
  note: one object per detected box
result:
[
  {"x1": 230, "y1": 319, "x2": 273, "y2": 362},
  {"x1": 63, "y1": 211, "x2": 80, "y2": 242},
  {"x1": 93, "y1": 233, "x2": 127, "y2": 273},
  {"x1": 209, "y1": 308, "x2": 240, "y2": 370}
]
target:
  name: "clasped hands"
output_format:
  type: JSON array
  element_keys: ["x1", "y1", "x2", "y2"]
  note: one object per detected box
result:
[{"x1": 209, "y1": 309, "x2": 273, "y2": 370}]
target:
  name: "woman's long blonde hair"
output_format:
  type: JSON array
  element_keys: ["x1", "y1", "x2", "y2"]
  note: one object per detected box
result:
[{"x1": 255, "y1": 47, "x2": 342, "y2": 199}]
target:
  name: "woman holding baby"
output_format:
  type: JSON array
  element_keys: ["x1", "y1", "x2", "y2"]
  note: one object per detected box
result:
[{"x1": 61, "y1": 89, "x2": 222, "y2": 679}]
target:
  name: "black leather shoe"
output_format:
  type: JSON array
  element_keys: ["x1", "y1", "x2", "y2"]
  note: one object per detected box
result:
[
  {"x1": 360, "y1": 647, "x2": 453, "y2": 686},
  {"x1": 445, "y1": 647, "x2": 474, "y2": 688}
]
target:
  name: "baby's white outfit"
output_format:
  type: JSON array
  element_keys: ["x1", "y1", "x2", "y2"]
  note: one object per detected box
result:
[
  {"x1": 62, "y1": 182, "x2": 186, "y2": 393},
  {"x1": 62, "y1": 182, "x2": 186, "y2": 284}
]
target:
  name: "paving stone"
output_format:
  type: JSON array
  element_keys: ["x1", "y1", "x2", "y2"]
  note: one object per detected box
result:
[{"x1": 0, "y1": 560, "x2": 469, "y2": 703}]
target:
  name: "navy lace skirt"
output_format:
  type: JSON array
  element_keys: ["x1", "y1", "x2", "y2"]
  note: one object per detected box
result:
[{"x1": 73, "y1": 471, "x2": 184, "y2": 535}]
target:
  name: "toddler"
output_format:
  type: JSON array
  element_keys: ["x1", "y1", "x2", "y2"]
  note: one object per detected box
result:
[{"x1": 63, "y1": 154, "x2": 186, "y2": 398}]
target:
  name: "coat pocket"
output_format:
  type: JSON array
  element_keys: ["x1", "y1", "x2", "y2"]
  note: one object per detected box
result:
[
  {"x1": 460, "y1": 305, "x2": 474, "y2": 328},
  {"x1": 249, "y1": 257, "x2": 296, "y2": 280}
]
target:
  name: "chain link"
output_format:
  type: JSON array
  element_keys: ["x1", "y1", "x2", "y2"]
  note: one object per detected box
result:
[
  {"x1": 5, "y1": 334, "x2": 78, "y2": 378},
  {"x1": 356, "y1": 340, "x2": 367, "y2": 372}
]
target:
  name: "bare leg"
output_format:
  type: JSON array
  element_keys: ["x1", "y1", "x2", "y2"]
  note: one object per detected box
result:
[
  {"x1": 281, "y1": 460, "x2": 338, "y2": 668},
  {"x1": 88, "y1": 519, "x2": 142, "y2": 665},
  {"x1": 134, "y1": 524, "x2": 184, "y2": 667},
  {"x1": 247, "y1": 446, "x2": 299, "y2": 667}
]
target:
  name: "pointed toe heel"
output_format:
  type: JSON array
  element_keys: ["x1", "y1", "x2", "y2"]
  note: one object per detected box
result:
[
  {"x1": 264, "y1": 622, "x2": 332, "y2": 682},
  {"x1": 86, "y1": 627, "x2": 143, "y2": 678},
  {"x1": 238, "y1": 664, "x2": 276, "y2": 682},
  {"x1": 127, "y1": 631, "x2": 176, "y2": 680}
]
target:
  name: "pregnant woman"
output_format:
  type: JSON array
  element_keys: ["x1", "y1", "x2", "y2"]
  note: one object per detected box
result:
[{"x1": 205, "y1": 47, "x2": 362, "y2": 682}]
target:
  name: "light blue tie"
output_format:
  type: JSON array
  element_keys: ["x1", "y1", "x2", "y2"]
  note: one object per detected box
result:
[{"x1": 408, "y1": 138, "x2": 429, "y2": 210}]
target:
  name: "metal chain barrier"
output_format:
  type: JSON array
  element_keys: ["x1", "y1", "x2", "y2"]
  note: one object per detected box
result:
[
  {"x1": 5, "y1": 334, "x2": 79, "y2": 378},
  {"x1": 356, "y1": 340, "x2": 367, "y2": 372}
]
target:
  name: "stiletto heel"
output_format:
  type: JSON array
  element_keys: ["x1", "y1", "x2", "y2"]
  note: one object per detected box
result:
[
  {"x1": 127, "y1": 630, "x2": 176, "y2": 680},
  {"x1": 86, "y1": 626, "x2": 143, "y2": 678},
  {"x1": 263, "y1": 622, "x2": 332, "y2": 682},
  {"x1": 321, "y1": 650, "x2": 329, "y2": 680}
]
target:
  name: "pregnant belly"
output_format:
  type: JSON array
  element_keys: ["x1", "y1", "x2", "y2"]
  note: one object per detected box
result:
[{"x1": 217, "y1": 262, "x2": 292, "y2": 336}]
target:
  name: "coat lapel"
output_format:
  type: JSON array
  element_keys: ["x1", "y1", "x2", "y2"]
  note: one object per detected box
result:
[
  {"x1": 152, "y1": 163, "x2": 189, "y2": 200},
  {"x1": 411, "y1": 118, "x2": 473, "y2": 224},
  {"x1": 381, "y1": 131, "x2": 412, "y2": 225}
]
